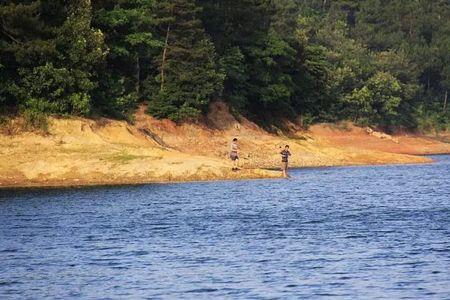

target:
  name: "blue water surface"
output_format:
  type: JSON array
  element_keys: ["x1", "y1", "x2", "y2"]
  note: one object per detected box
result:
[{"x1": 1, "y1": 156, "x2": 449, "y2": 299}]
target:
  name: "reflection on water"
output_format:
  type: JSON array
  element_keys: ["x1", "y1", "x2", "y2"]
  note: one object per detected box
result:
[{"x1": 1, "y1": 155, "x2": 449, "y2": 299}]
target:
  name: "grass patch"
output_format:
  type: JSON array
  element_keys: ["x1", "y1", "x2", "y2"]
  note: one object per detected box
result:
[
  {"x1": 23, "y1": 110, "x2": 49, "y2": 133},
  {"x1": 105, "y1": 152, "x2": 162, "y2": 165},
  {"x1": 328, "y1": 121, "x2": 351, "y2": 131}
]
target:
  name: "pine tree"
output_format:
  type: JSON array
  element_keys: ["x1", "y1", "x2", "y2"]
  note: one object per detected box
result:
[
  {"x1": 93, "y1": 0, "x2": 161, "y2": 118},
  {"x1": 0, "y1": 0, "x2": 107, "y2": 116},
  {"x1": 0, "y1": 0, "x2": 448, "y2": 130},
  {"x1": 201, "y1": 0, "x2": 299, "y2": 119},
  {"x1": 148, "y1": 0, "x2": 224, "y2": 121},
  {"x1": 50, "y1": 0, "x2": 107, "y2": 114},
  {"x1": 0, "y1": 1, "x2": 53, "y2": 109}
]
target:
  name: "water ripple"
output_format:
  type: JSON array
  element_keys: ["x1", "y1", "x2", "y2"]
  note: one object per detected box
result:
[{"x1": 0, "y1": 155, "x2": 449, "y2": 299}]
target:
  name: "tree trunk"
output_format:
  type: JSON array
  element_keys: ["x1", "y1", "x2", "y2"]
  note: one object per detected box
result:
[
  {"x1": 444, "y1": 90, "x2": 448, "y2": 112},
  {"x1": 160, "y1": 24, "x2": 171, "y2": 91},
  {"x1": 409, "y1": 16, "x2": 413, "y2": 38},
  {"x1": 135, "y1": 56, "x2": 140, "y2": 95}
]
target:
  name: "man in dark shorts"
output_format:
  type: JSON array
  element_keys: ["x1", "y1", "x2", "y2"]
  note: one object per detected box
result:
[
  {"x1": 230, "y1": 138, "x2": 239, "y2": 171},
  {"x1": 280, "y1": 145, "x2": 291, "y2": 178}
]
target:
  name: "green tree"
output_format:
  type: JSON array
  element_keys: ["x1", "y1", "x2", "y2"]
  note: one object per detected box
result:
[
  {"x1": 148, "y1": 0, "x2": 224, "y2": 121},
  {"x1": 93, "y1": 0, "x2": 162, "y2": 118},
  {"x1": 0, "y1": 0, "x2": 449, "y2": 131},
  {"x1": 201, "y1": 0, "x2": 301, "y2": 122},
  {"x1": 200, "y1": 0, "x2": 267, "y2": 115},
  {"x1": 0, "y1": 1, "x2": 53, "y2": 109},
  {"x1": 344, "y1": 71, "x2": 402, "y2": 127},
  {"x1": 1, "y1": 0, "x2": 106, "y2": 116}
]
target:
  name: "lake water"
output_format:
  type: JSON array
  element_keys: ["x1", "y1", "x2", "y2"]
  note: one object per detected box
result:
[{"x1": 1, "y1": 156, "x2": 449, "y2": 299}]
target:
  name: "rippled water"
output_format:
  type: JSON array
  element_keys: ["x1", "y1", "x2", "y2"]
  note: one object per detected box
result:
[{"x1": 1, "y1": 156, "x2": 450, "y2": 299}]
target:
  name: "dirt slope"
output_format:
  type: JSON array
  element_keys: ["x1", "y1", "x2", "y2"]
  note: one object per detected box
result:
[
  {"x1": 0, "y1": 116, "x2": 277, "y2": 188},
  {"x1": 134, "y1": 103, "x2": 440, "y2": 169},
  {"x1": 1, "y1": 102, "x2": 448, "y2": 188}
]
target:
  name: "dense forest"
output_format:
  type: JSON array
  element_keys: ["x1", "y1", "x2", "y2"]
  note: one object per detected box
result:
[{"x1": 1, "y1": 0, "x2": 449, "y2": 131}]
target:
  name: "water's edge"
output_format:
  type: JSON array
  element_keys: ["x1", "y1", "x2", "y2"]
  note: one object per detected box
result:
[{"x1": 1, "y1": 157, "x2": 442, "y2": 191}]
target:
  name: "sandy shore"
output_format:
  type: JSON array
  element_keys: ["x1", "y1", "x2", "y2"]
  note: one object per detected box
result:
[{"x1": 1, "y1": 103, "x2": 448, "y2": 189}]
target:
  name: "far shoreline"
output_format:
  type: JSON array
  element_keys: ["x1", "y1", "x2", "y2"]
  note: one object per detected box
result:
[
  {"x1": 1, "y1": 155, "x2": 445, "y2": 191},
  {"x1": 1, "y1": 113, "x2": 449, "y2": 191}
]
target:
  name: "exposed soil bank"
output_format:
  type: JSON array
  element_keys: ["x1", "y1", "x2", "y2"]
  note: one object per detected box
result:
[{"x1": 1, "y1": 103, "x2": 448, "y2": 189}]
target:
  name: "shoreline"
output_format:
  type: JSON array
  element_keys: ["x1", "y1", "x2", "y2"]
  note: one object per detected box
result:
[
  {"x1": 1, "y1": 111, "x2": 449, "y2": 190},
  {"x1": 0, "y1": 174, "x2": 278, "y2": 190},
  {"x1": 0, "y1": 156, "x2": 443, "y2": 190}
]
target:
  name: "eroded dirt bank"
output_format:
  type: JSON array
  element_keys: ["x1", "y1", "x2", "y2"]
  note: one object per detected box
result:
[{"x1": 1, "y1": 103, "x2": 449, "y2": 188}]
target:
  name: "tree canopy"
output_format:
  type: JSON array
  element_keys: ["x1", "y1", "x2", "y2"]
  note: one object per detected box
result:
[{"x1": 1, "y1": 0, "x2": 449, "y2": 131}]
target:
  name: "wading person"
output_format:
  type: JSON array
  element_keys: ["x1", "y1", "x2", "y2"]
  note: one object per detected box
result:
[
  {"x1": 230, "y1": 138, "x2": 239, "y2": 171},
  {"x1": 280, "y1": 145, "x2": 291, "y2": 178}
]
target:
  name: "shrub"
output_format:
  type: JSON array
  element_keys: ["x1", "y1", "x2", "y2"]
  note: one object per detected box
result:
[
  {"x1": 14, "y1": 64, "x2": 94, "y2": 116},
  {"x1": 22, "y1": 109, "x2": 49, "y2": 133}
]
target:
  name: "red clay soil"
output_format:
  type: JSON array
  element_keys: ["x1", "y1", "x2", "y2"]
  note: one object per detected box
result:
[
  {"x1": 309, "y1": 123, "x2": 450, "y2": 155},
  {"x1": 134, "y1": 103, "x2": 448, "y2": 169}
]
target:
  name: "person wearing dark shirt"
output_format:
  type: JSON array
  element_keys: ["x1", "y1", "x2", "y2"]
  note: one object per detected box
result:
[
  {"x1": 230, "y1": 138, "x2": 239, "y2": 171},
  {"x1": 280, "y1": 145, "x2": 291, "y2": 178}
]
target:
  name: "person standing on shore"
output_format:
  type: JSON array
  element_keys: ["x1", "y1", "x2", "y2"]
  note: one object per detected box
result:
[
  {"x1": 230, "y1": 138, "x2": 239, "y2": 171},
  {"x1": 280, "y1": 145, "x2": 291, "y2": 178}
]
